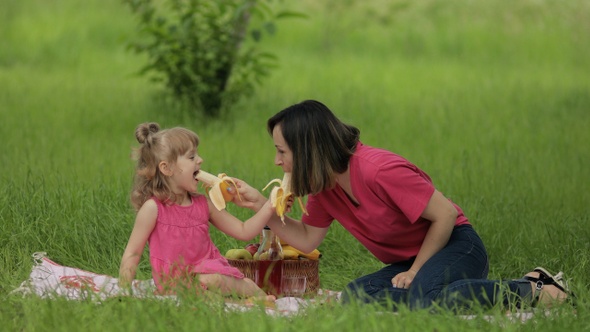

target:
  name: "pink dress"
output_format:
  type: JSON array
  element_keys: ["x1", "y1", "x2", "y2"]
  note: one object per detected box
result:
[
  {"x1": 303, "y1": 142, "x2": 470, "y2": 264},
  {"x1": 148, "y1": 195, "x2": 244, "y2": 292}
]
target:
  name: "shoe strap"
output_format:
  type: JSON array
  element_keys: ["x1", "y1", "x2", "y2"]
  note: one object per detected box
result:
[{"x1": 523, "y1": 276, "x2": 545, "y2": 290}]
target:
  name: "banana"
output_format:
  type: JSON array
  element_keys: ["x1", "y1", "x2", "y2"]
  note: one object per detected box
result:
[
  {"x1": 282, "y1": 249, "x2": 300, "y2": 260},
  {"x1": 281, "y1": 245, "x2": 321, "y2": 260},
  {"x1": 196, "y1": 170, "x2": 242, "y2": 211},
  {"x1": 263, "y1": 173, "x2": 307, "y2": 223}
]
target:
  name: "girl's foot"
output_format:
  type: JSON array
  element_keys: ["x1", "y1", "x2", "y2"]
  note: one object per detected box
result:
[
  {"x1": 523, "y1": 267, "x2": 570, "y2": 307},
  {"x1": 264, "y1": 294, "x2": 277, "y2": 303},
  {"x1": 245, "y1": 294, "x2": 277, "y2": 308}
]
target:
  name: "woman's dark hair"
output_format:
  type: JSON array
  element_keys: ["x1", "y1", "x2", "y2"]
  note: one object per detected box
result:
[{"x1": 267, "y1": 100, "x2": 360, "y2": 196}]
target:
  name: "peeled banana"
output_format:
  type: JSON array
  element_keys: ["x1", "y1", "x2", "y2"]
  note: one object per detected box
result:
[
  {"x1": 263, "y1": 173, "x2": 307, "y2": 223},
  {"x1": 196, "y1": 170, "x2": 242, "y2": 211}
]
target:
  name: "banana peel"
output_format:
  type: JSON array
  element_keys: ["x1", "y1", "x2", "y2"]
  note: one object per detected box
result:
[
  {"x1": 263, "y1": 173, "x2": 308, "y2": 223},
  {"x1": 195, "y1": 170, "x2": 242, "y2": 211}
]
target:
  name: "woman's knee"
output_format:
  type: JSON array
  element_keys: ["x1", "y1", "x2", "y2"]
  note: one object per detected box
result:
[{"x1": 342, "y1": 277, "x2": 394, "y2": 304}]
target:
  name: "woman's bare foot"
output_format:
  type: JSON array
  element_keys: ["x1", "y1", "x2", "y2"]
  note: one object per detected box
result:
[{"x1": 525, "y1": 271, "x2": 568, "y2": 307}]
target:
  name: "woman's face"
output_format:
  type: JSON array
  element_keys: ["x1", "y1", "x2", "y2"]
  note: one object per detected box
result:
[{"x1": 272, "y1": 124, "x2": 293, "y2": 173}]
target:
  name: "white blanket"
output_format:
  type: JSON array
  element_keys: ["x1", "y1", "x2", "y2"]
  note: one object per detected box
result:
[
  {"x1": 12, "y1": 252, "x2": 340, "y2": 316},
  {"x1": 13, "y1": 252, "x2": 545, "y2": 322}
]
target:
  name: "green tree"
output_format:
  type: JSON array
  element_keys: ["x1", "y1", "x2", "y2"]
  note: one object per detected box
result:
[{"x1": 123, "y1": 0, "x2": 303, "y2": 117}]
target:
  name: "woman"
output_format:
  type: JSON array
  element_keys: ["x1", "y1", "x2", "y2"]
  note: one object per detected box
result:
[{"x1": 232, "y1": 100, "x2": 571, "y2": 310}]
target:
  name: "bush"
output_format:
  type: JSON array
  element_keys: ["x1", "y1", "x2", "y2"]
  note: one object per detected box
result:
[{"x1": 123, "y1": 0, "x2": 303, "y2": 117}]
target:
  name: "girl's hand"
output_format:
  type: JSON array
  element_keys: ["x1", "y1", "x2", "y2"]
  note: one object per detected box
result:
[
  {"x1": 261, "y1": 197, "x2": 275, "y2": 213},
  {"x1": 228, "y1": 177, "x2": 268, "y2": 211},
  {"x1": 391, "y1": 269, "x2": 417, "y2": 289},
  {"x1": 284, "y1": 196, "x2": 294, "y2": 214}
]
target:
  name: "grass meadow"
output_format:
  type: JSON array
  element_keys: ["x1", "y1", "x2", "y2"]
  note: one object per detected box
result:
[{"x1": 1, "y1": 0, "x2": 589, "y2": 330}]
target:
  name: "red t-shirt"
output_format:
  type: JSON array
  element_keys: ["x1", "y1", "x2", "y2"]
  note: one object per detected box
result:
[{"x1": 302, "y1": 143, "x2": 470, "y2": 264}]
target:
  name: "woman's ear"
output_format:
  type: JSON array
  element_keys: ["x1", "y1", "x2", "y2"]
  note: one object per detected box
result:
[{"x1": 159, "y1": 161, "x2": 173, "y2": 176}]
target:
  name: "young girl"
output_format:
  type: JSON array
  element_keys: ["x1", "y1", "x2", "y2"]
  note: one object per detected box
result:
[{"x1": 119, "y1": 122, "x2": 275, "y2": 302}]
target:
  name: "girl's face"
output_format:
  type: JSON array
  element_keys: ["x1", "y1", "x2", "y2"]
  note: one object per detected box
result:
[
  {"x1": 170, "y1": 147, "x2": 203, "y2": 194},
  {"x1": 272, "y1": 124, "x2": 293, "y2": 173}
]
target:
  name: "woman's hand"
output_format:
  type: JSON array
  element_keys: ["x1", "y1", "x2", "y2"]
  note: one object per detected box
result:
[
  {"x1": 391, "y1": 269, "x2": 418, "y2": 289},
  {"x1": 228, "y1": 177, "x2": 268, "y2": 211}
]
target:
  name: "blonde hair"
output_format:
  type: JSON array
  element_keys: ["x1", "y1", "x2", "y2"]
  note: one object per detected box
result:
[{"x1": 130, "y1": 122, "x2": 200, "y2": 211}]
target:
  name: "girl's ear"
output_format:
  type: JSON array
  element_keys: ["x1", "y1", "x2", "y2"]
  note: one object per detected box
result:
[{"x1": 159, "y1": 161, "x2": 173, "y2": 176}]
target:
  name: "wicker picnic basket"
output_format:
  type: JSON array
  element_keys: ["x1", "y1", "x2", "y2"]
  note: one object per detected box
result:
[{"x1": 228, "y1": 259, "x2": 320, "y2": 297}]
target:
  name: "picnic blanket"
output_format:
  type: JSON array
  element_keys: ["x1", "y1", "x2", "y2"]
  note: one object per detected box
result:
[
  {"x1": 12, "y1": 252, "x2": 546, "y2": 322},
  {"x1": 11, "y1": 252, "x2": 340, "y2": 316}
]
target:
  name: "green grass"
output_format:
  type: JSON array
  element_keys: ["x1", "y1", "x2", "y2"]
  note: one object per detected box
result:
[{"x1": 1, "y1": 0, "x2": 589, "y2": 330}]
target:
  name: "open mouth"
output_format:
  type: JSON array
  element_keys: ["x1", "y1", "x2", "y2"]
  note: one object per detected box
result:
[{"x1": 194, "y1": 170, "x2": 199, "y2": 180}]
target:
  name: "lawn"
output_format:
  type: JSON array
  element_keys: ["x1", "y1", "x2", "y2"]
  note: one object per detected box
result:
[{"x1": 1, "y1": 0, "x2": 588, "y2": 331}]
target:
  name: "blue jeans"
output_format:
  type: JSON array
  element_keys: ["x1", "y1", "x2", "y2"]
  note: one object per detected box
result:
[{"x1": 341, "y1": 225, "x2": 533, "y2": 310}]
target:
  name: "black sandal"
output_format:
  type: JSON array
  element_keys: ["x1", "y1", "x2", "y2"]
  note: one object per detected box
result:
[{"x1": 523, "y1": 267, "x2": 574, "y2": 307}]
